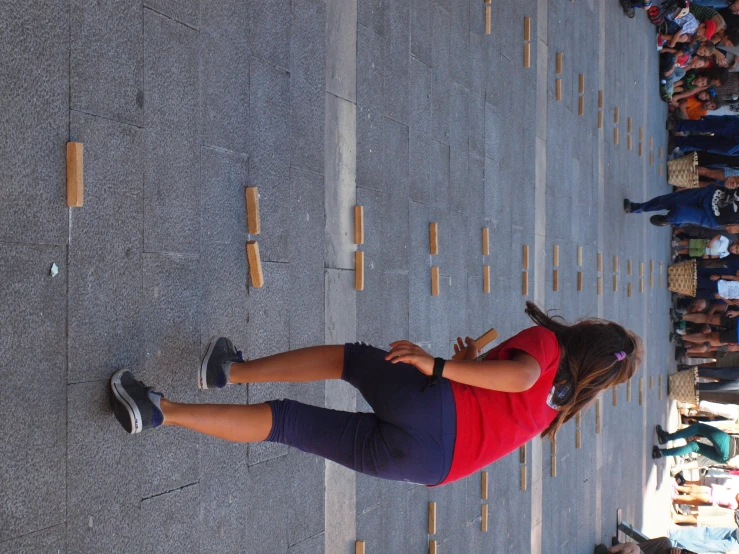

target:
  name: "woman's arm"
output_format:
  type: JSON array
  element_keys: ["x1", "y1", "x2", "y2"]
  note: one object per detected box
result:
[{"x1": 385, "y1": 341, "x2": 542, "y2": 392}]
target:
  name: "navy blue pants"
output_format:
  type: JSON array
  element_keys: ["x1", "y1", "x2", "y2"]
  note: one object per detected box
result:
[
  {"x1": 676, "y1": 116, "x2": 739, "y2": 136},
  {"x1": 630, "y1": 184, "x2": 721, "y2": 228},
  {"x1": 265, "y1": 343, "x2": 456, "y2": 485},
  {"x1": 674, "y1": 136, "x2": 739, "y2": 156}
]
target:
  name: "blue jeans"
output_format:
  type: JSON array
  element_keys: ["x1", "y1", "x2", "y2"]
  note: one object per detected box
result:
[
  {"x1": 676, "y1": 115, "x2": 739, "y2": 136},
  {"x1": 266, "y1": 343, "x2": 456, "y2": 485},
  {"x1": 670, "y1": 526, "x2": 739, "y2": 552},
  {"x1": 659, "y1": 422, "x2": 731, "y2": 462},
  {"x1": 675, "y1": 135, "x2": 739, "y2": 156},
  {"x1": 630, "y1": 184, "x2": 721, "y2": 228}
]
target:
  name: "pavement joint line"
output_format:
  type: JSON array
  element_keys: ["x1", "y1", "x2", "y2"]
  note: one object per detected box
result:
[{"x1": 140, "y1": 481, "x2": 199, "y2": 502}]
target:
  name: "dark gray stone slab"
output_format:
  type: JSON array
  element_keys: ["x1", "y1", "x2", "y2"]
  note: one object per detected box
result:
[
  {"x1": 200, "y1": 0, "x2": 250, "y2": 154},
  {"x1": 143, "y1": 10, "x2": 200, "y2": 254},
  {"x1": 288, "y1": 533, "x2": 324, "y2": 554},
  {"x1": 67, "y1": 112, "x2": 144, "y2": 383},
  {"x1": 431, "y1": 4, "x2": 451, "y2": 144},
  {"x1": 0, "y1": 524, "x2": 65, "y2": 554},
  {"x1": 380, "y1": 118, "x2": 410, "y2": 271},
  {"x1": 140, "y1": 253, "x2": 201, "y2": 496},
  {"x1": 410, "y1": 132, "x2": 431, "y2": 205},
  {"x1": 287, "y1": 450, "x2": 325, "y2": 546},
  {"x1": 71, "y1": 0, "x2": 143, "y2": 125},
  {"x1": 356, "y1": 105, "x2": 385, "y2": 193},
  {"x1": 248, "y1": 0, "x2": 291, "y2": 70},
  {"x1": 0, "y1": 245, "x2": 66, "y2": 542},
  {"x1": 140, "y1": 483, "x2": 200, "y2": 553},
  {"x1": 244, "y1": 456, "x2": 292, "y2": 553},
  {"x1": 0, "y1": 1, "x2": 68, "y2": 244},
  {"x1": 290, "y1": 0, "x2": 326, "y2": 175},
  {"x1": 358, "y1": 0, "x2": 386, "y2": 36},
  {"x1": 409, "y1": 56, "x2": 432, "y2": 137},
  {"x1": 429, "y1": 140, "x2": 450, "y2": 206},
  {"x1": 66, "y1": 380, "x2": 147, "y2": 553},
  {"x1": 289, "y1": 168, "x2": 325, "y2": 350},
  {"x1": 449, "y1": 0, "x2": 471, "y2": 89},
  {"x1": 383, "y1": 0, "x2": 410, "y2": 124},
  {"x1": 410, "y1": 0, "x2": 432, "y2": 65},
  {"x1": 356, "y1": 484, "x2": 412, "y2": 552},
  {"x1": 249, "y1": 58, "x2": 291, "y2": 262},
  {"x1": 144, "y1": 0, "x2": 198, "y2": 28},
  {"x1": 200, "y1": 146, "x2": 249, "y2": 248},
  {"x1": 357, "y1": 23, "x2": 385, "y2": 110}
]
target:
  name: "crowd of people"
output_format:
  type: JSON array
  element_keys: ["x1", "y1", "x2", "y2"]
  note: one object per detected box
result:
[{"x1": 613, "y1": 1, "x2": 739, "y2": 553}]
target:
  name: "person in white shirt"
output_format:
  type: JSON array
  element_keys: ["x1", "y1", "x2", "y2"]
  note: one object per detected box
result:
[{"x1": 673, "y1": 234, "x2": 739, "y2": 258}]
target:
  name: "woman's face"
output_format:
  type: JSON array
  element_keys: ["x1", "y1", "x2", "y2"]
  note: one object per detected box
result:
[
  {"x1": 697, "y1": 45, "x2": 712, "y2": 57},
  {"x1": 695, "y1": 76, "x2": 709, "y2": 88},
  {"x1": 693, "y1": 57, "x2": 708, "y2": 69},
  {"x1": 730, "y1": 244, "x2": 739, "y2": 255},
  {"x1": 705, "y1": 101, "x2": 717, "y2": 110},
  {"x1": 698, "y1": 91, "x2": 710, "y2": 101}
]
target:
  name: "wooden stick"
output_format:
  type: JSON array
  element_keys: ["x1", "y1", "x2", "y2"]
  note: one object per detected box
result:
[
  {"x1": 598, "y1": 90, "x2": 603, "y2": 109},
  {"x1": 639, "y1": 261, "x2": 644, "y2": 277},
  {"x1": 481, "y1": 504, "x2": 489, "y2": 532},
  {"x1": 650, "y1": 375, "x2": 654, "y2": 390},
  {"x1": 66, "y1": 142, "x2": 84, "y2": 207},
  {"x1": 614, "y1": 127, "x2": 619, "y2": 145},
  {"x1": 520, "y1": 465, "x2": 527, "y2": 491},
  {"x1": 553, "y1": 244, "x2": 560, "y2": 267},
  {"x1": 626, "y1": 379, "x2": 632, "y2": 402},
  {"x1": 576, "y1": 428, "x2": 582, "y2": 449},
  {"x1": 475, "y1": 328, "x2": 500, "y2": 350},
  {"x1": 577, "y1": 246, "x2": 583, "y2": 267},
  {"x1": 481, "y1": 471, "x2": 489, "y2": 500},
  {"x1": 579, "y1": 74, "x2": 585, "y2": 95},
  {"x1": 556, "y1": 52, "x2": 563, "y2": 75},
  {"x1": 429, "y1": 222, "x2": 439, "y2": 255},
  {"x1": 524, "y1": 43, "x2": 531, "y2": 68},
  {"x1": 355, "y1": 541, "x2": 366, "y2": 554},
  {"x1": 428, "y1": 502, "x2": 437, "y2": 535},
  {"x1": 627, "y1": 259, "x2": 632, "y2": 275},
  {"x1": 659, "y1": 164, "x2": 663, "y2": 176},
  {"x1": 482, "y1": 227, "x2": 490, "y2": 256},
  {"x1": 638, "y1": 142, "x2": 643, "y2": 157},
  {"x1": 246, "y1": 187, "x2": 261, "y2": 235},
  {"x1": 650, "y1": 151, "x2": 654, "y2": 166},
  {"x1": 578, "y1": 96, "x2": 584, "y2": 116},
  {"x1": 524, "y1": 16, "x2": 531, "y2": 41},
  {"x1": 639, "y1": 127, "x2": 644, "y2": 141},
  {"x1": 354, "y1": 205, "x2": 364, "y2": 244},
  {"x1": 598, "y1": 111, "x2": 603, "y2": 129},
  {"x1": 520, "y1": 444, "x2": 527, "y2": 464},
  {"x1": 613, "y1": 255, "x2": 618, "y2": 272},
  {"x1": 247, "y1": 241, "x2": 264, "y2": 288},
  {"x1": 597, "y1": 253, "x2": 603, "y2": 272},
  {"x1": 658, "y1": 146, "x2": 663, "y2": 159},
  {"x1": 614, "y1": 107, "x2": 619, "y2": 124},
  {"x1": 522, "y1": 271, "x2": 529, "y2": 296},
  {"x1": 483, "y1": 265, "x2": 491, "y2": 294},
  {"x1": 650, "y1": 137, "x2": 654, "y2": 150},
  {"x1": 627, "y1": 135, "x2": 632, "y2": 151},
  {"x1": 556, "y1": 79, "x2": 562, "y2": 101},
  {"x1": 553, "y1": 269, "x2": 559, "y2": 292},
  {"x1": 355, "y1": 251, "x2": 365, "y2": 291},
  {"x1": 627, "y1": 117, "x2": 632, "y2": 133},
  {"x1": 429, "y1": 540, "x2": 437, "y2": 554},
  {"x1": 577, "y1": 271, "x2": 583, "y2": 292},
  {"x1": 523, "y1": 245, "x2": 529, "y2": 269},
  {"x1": 613, "y1": 274, "x2": 618, "y2": 292},
  {"x1": 597, "y1": 276, "x2": 602, "y2": 295},
  {"x1": 431, "y1": 266, "x2": 440, "y2": 296},
  {"x1": 485, "y1": 4, "x2": 492, "y2": 35},
  {"x1": 639, "y1": 377, "x2": 643, "y2": 406},
  {"x1": 650, "y1": 274, "x2": 654, "y2": 288},
  {"x1": 551, "y1": 455, "x2": 557, "y2": 478},
  {"x1": 627, "y1": 282, "x2": 632, "y2": 297},
  {"x1": 650, "y1": 260, "x2": 654, "y2": 273}
]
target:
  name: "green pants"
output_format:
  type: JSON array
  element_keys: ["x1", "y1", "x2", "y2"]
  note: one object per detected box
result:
[{"x1": 660, "y1": 422, "x2": 731, "y2": 463}]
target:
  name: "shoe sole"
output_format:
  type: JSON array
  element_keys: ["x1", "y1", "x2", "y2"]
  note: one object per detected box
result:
[
  {"x1": 110, "y1": 369, "x2": 142, "y2": 434},
  {"x1": 199, "y1": 337, "x2": 219, "y2": 390}
]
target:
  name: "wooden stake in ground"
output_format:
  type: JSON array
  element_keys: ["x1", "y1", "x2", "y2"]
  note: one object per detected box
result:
[
  {"x1": 246, "y1": 187, "x2": 261, "y2": 235},
  {"x1": 67, "y1": 142, "x2": 84, "y2": 207},
  {"x1": 247, "y1": 241, "x2": 264, "y2": 288},
  {"x1": 354, "y1": 205, "x2": 364, "y2": 244},
  {"x1": 429, "y1": 222, "x2": 438, "y2": 255},
  {"x1": 355, "y1": 251, "x2": 364, "y2": 291}
]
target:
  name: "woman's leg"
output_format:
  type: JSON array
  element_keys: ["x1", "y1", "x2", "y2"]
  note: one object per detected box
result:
[
  {"x1": 681, "y1": 313, "x2": 709, "y2": 323},
  {"x1": 681, "y1": 332, "x2": 711, "y2": 344},
  {"x1": 160, "y1": 399, "x2": 273, "y2": 442},
  {"x1": 228, "y1": 345, "x2": 345, "y2": 384}
]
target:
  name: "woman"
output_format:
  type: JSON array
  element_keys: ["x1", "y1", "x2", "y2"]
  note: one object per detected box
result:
[{"x1": 110, "y1": 302, "x2": 640, "y2": 486}]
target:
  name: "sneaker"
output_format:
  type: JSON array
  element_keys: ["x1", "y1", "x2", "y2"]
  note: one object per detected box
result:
[
  {"x1": 656, "y1": 424, "x2": 669, "y2": 444},
  {"x1": 110, "y1": 369, "x2": 164, "y2": 434},
  {"x1": 650, "y1": 215, "x2": 669, "y2": 227},
  {"x1": 594, "y1": 545, "x2": 610, "y2": 554},
  {"x1": 623, "y1": 199, "x2": 633, "y2": 213},
  {"x1": 652, "y1": 445, "x2": 663, "y2": 459},
  {"x1": 199, "y1": 336, "x2": 244, "y2": 389}
]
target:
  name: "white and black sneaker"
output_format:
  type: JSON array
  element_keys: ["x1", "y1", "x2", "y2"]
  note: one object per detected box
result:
[
  {"x1": 110, "y1": 369, "x2": 164, "y2": 434},
  {"x1": 199, "y1": 337, "x2": 244, "y2": 389}
]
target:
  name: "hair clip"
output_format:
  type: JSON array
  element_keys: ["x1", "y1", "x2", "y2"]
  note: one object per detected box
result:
[{"x1": 615, "y1": 351, "x2": 627, "y2": 361}]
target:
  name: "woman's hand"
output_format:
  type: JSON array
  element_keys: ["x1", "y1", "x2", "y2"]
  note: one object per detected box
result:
[
  {"x1": 711, "y1": 274, "x2": 722, "y2": 281},
  {"x1": 452, "y1": 336, "x2": 480, "y2": 361},
  {"x1": 386, "y1": 341, "x2": 434, "y2": 375}
]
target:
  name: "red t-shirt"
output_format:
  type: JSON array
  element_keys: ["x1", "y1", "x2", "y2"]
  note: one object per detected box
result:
[{"x1": 439, "y1": 326, "x2": 561, "y2": 485}]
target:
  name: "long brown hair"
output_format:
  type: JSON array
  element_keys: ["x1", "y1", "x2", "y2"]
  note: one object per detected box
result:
[{"x1": 524, "y1": 301, "x2": 641, "y2": 440}]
